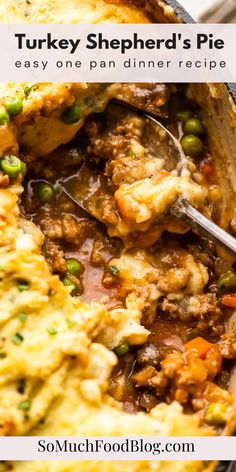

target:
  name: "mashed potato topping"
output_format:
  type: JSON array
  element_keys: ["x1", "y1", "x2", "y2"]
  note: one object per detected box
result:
[
  {"x1": 0, "y1": 176, "x2": 215, "y2": 472},
  {"x1": 0, "y1": 83, "x2": 118, "y2": 157},
  {"x1": 0, "y1": 0, "x2": 151, "y2": 24}
]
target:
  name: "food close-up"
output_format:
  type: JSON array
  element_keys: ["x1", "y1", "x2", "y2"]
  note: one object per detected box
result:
[{"x1": 0, "y1": 1, "x2": 236, "y2": 472}]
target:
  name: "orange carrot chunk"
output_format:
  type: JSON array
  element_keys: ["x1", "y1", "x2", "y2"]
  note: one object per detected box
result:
[
  {"x1": 184, "y1": 337, "x2": 214, "y2": 358},
  {"x1": 200, "y1": 161, "x2": 214, "y2": 176},
  {"x1": 221, "y1": 294, "x2": 236, "y2": 308}
]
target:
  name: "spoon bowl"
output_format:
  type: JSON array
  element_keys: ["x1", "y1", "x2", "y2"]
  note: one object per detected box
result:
[{"x1": 60, "y1": 99, "x2": 236, "y2": 258}]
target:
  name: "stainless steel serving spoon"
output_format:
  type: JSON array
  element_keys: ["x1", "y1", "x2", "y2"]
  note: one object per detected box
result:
[{"x1": 60, "y1": 99, "x2": 236, "y2": 258}]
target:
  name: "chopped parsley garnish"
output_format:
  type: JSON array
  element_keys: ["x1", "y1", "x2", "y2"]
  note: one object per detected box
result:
[
  {"x1": 19, "y1": 400, "x2": 31, "y2": 411},
  {"x1": 38, "y1": 418, "x2": 45, "y2": 425},
  {"x1": 18, "y1": 313, "x2": 27, "y2": 322},
  {"x1": 17, "y1": 378, "x2": 26, "y2": 394},
  {"x1": 47, "y1": 327, "x2": 58, "y2": 335},
  {"x1": 109, "y1": 265, "x2": 119, "y2": 276},
  {"x1": 24, "y1": 84, "x2": 38, "y2": 98},
  {"x1": 18, "y1": 281, "x2": 29, "y2": 292},
  {"x1": 66, "y1": 318, "x2": 75, "y2": 329},
  {"x1": 12, "y1": 333, "x2": 24, "y2": 345}
]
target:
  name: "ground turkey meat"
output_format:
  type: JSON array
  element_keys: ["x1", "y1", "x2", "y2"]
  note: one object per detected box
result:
[
  {"x1": 106, "y1": 156, "x2": 164, "y2": 187},
  {"x1": 160, "y1": 293, "x2": 223, "y2": 336},
  {"x1": 137, "y1": 342, "x2": 177, "y2": 368},
  {"x1": 39, "y1": 214, "x2": 93, "y2": 246},
  {"x1": 86, "y1": 113, "x2": 144, "y2": 162},
  {"x1": 219, "y1": 332, "x2": 236, "y2": 359},
  {"x1": 157, "y1": 268, "x2": 190, "y2": 293},
  {"x1": 43, "y1": 239, "x2": 66, "y2": 273}
]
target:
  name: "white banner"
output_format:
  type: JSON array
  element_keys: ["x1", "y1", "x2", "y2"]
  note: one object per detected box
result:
[
  {"x1": 0, "y1": 24, "x2": 236, "y2": 82},
  {"x1": 0, "y1": 436, "x2": 235, "y2": 460}
]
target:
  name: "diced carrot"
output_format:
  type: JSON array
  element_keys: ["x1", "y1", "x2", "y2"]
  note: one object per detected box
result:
[
  {"x1": 200, "y1": 161, "x2": 214, "y2": 175},
  {"x1": 184, "y1": 337, "x2": 214, "y2": 358},
  {"x1": 221, "y1": 294, "x2": 236, "y2": 308}
]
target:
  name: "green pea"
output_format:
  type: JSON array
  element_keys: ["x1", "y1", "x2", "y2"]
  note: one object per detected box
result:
[
  {"x1": 114, "y1": 341, "x2": 129, "y2": 357},
  {"x1": 5, "y1": 96, "x2": 23, "y2": 116},
  {"x1": 184, "y1": 118, "x2": 205, "y2": 137},
  {"x1": 63, "y1": 276, "x2": 80, "y2": 295},
  {"x1": 0, "y1": 107, "x2": 10, "y2": 125},
  {"x1": 0, "y1": 155, "x2": 23, "y2": 178},
  {"x1": 66, "y1": 258, "x2": 82, "y2": 276},
  {"x1": 61, "y1": 105, "x2": 83, "y2": 125},
  {"x1": 63, "y1": 277, "x2": 74, "y2": 287},
  {"x1": 18, "y1": 281, "x2": 29, "y2": 292},
  {"x1": 36, "y1": 182, "x2": 54, "y2": 202},
  {"x1": 177, "y1": 110, "x2": 194, "y2": 123},
  {"x1": 218, "y1": 271, "x2": 236, "y2": 292},
  {"x1": 12, "y1": 333, "x2": 24, "y2": 345},
  {"x1": 204, "y1": 403, "x2": 227, "y2": 426},
  {"x1": 180, "y1": 134, "x2": 204, "y2": 158}
]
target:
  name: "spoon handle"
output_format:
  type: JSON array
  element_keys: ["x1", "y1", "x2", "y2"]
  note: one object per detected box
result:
[{"x1": 171, "y1": 199, "x2": 236, "y2": 258}]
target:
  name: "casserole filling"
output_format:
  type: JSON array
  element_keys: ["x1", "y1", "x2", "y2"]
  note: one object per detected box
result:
[
  {"x1": 13, "y1": 84, "x2": 235, "y2": 431},
  {"x1": 0, "y1": 3, "x2": 235, "y2": 472},
  {"x1": 0, "y1": 83, "x2": 235, "y2": 472}
]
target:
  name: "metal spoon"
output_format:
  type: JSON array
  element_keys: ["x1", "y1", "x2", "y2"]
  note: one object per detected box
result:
[{"x1": 60, "y1": 100, "x2": 236, "y2": 258}]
